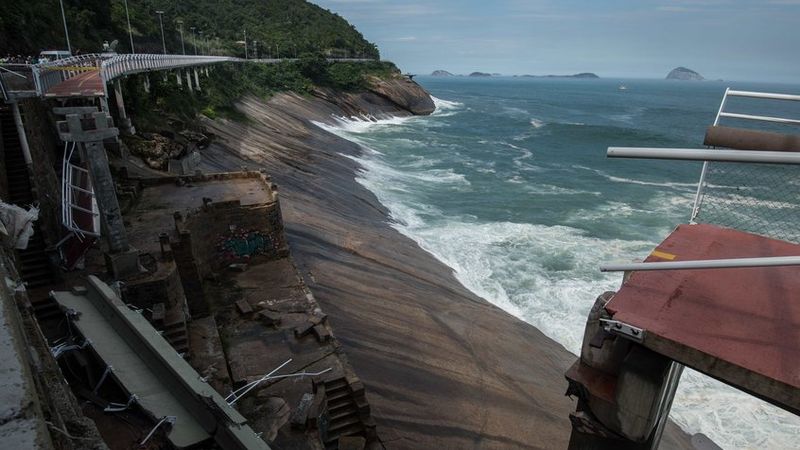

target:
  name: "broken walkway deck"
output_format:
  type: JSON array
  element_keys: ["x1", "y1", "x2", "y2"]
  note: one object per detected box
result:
[
  {"x1": 605, "y1": 223, "x2": 800, "y2": 415},
  {"x1": 52, "y1": 276, "x2": 269, "y2": 449}
]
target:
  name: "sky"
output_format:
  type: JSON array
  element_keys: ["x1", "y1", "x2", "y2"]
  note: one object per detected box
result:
[{"x1": 312, "y1": 0, "x2": 800, "y2": 82}]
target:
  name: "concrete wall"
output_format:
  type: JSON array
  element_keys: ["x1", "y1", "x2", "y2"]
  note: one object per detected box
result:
[
  {"x1": 171, "y1": 198, "x2": 288, "y2": 318},
  {"x1": 0, "y1": 115, "x2": 8, "y2": 202},
  {"x1": 0, "y1": 254, "x2": 52, "y2": 449},
  {"x1": 123, "y1": 261, "x2": 185, "y2": 311},
  {"x1": 0, "y1": 247, "x2": 106, "y2": 449},
  {"x1": 20, "y1": 99, "x2": 61, "y2": 247},
  {"x1": 182, "y1": 200, "x2": 287, "y2": 276}
]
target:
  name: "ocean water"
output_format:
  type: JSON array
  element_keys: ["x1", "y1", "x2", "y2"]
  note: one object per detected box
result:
[{"x1": 315, "y1": 77, "x2": 800, "y2": 449}]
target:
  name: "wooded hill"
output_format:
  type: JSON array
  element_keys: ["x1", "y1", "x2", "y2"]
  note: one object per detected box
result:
[{"x1": 0, "y1": 0, "x2": 378, "y2": 59}]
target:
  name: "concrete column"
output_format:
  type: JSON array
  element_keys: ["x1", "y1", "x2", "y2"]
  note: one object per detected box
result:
[
  {"x1": 143, "y1": 75, "x2": 150, "y2": 93},
  {"x1": 99, "y1": 97, "x2": 110, "y2": 113},
  {"x1": 176, "y1": 71, "x2": 182, "y2": 87},
  {"x1": 194, "y1": 69, "x2": 200, "y2": 91},
  {"x1": 565, "y1": 294, "x2": 676, "y2": 449},
  {"x1": 87, "y1": 141, "x2": 129, "y2": 253},
  {"x1": 10, "y1": 102, "x2": 32, "y2": 166},
  {"x1": 112, "y1": 80, "x2": 134, "y2": 134},
  {"x1": 66, "y1": 114, "x2": 128, "y2": 253},
  {"x1": 185, "y1": 70, "x2": 193, "y2": 93},
  {"x1": 55, "y1": 110, "x2": 139, "y2": 278}
]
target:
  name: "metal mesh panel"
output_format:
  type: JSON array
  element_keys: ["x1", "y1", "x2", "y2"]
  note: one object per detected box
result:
[{"x1": 694, "y1": 161, "x2": 800, "y2": 243}]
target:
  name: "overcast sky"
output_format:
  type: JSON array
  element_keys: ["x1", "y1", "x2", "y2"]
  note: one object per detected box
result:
[{"x1": 312, "y1": 0, "x2": 799, "y2": 82}]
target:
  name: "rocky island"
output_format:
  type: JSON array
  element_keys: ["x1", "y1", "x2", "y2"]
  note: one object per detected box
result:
[
  {"x1": 521, "y1": 72, "x2": 599, "y2": 79},
  {"x1": 430, "y1": 70, "x2": 454, "y2": 76},
  {"x1": 469, "y1": 71, "x2": 492, "y2": 77},
  {"x1": 666, "y1": 66, "x2": 705, "y2": 80}
]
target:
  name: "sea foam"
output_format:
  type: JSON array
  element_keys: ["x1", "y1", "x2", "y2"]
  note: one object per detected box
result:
[{"x1": 314, "y1": 95, "x2": 800, "y2": 450}]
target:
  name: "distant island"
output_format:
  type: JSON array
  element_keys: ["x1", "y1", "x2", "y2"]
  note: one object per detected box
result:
[
  {"x1": 519, "y1": 72, "x2": 599, "y2": 79},
  {"x1": 431, "y1": 70, "x2": 454, "y2": 77},
  {"x1": 469, "y1": 72, "x2": 492, "y2": 77},
  {"x1": 666, "y1": 67, "x2": 704, "y2": 81}
]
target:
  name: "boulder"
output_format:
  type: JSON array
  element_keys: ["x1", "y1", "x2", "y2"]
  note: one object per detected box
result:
[{"x1": 366, "y1": 77, "x2": 436, "y2": 115}]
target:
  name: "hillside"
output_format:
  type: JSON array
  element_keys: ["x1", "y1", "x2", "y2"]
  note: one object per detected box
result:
[{"x1": 0, "y1": 0, "x2": 378, "y2": 58}]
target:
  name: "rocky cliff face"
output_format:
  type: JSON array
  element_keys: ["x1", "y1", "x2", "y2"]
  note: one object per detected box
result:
[
  {"x1": 365, "y1": 76, "x2": 436, "y2": 115},
  {"x1": 180, "y1": 92, "x2": 699, "y2": 450},
  {"x1": 666, "y1": 67, "x2": 704, "y2": 80}
]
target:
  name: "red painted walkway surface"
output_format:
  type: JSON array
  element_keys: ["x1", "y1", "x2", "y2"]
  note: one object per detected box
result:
[
  {"x1": 607, "y1": 223, "x2": 800, "y2": 414},
  {"x1": 45, "y1": 70, "x2": 104, "y2": 98}
]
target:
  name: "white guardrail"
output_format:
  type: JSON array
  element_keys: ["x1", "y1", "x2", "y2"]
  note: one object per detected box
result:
[
  {"x1": 23, "y1": 54, "x2": 378, "y2": 98},
  {"x1": 690, "y1": 88, "x2": 800, "y2": 221},
  {"x1": 100, "y1": 54, "x2": 237, "y2": 83},
  {"x1": 32, "y1": 53, "x2": 104, "y2": 96}
]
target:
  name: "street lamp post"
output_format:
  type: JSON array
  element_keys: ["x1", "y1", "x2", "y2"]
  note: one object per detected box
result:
[
  {"x1": 244, "y1": 29, "x2": 248, "y2": 59},
  {"x1": 176, "y1": 19, "x2": 185, "y2": 55},
  {"x1": 58, "y1": 0, "x2": 72, "y2": 54},
  {"x1": 123, "y1": 0, "x2": 134, "y2": 53},
  {"x1": 190, "y1": 27, "x2": 197, "y2": 55},
  {"x1": 155, "y1": 10, "x2": 166, "y2": 54},
  {"x1": 198, "y1": 30, "x2": 204, "y2": 55}
]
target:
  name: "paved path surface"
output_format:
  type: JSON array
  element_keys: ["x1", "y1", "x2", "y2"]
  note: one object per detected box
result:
[
  {"x1": 607, "y1": 223, "x2": 800, "y2": 415},
  {"x1": 45, "y1": 70, "x2": 104, "y2": 98}
]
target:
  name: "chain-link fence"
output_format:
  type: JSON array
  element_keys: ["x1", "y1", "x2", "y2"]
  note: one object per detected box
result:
[{"x1": 693, "y1": 161, "x2": 800, "y2": 243}]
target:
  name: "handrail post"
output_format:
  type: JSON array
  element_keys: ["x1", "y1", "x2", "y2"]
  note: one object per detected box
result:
[{"x1": 690, "y1": 88, "x2": 730, "y2": 222}]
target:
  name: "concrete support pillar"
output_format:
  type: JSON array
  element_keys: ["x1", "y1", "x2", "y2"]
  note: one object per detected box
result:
[
  {"x1": 176, "y1": 70, "x2": 182, "y2": 87},
  {"x1": 565, "y1": 293, "x2": 676, "y2": 450},
  {"x1": 10, "y1": 102, "x2": 32, "y2": 166},
  {"x1": 55, "y1": 110, "x2": 139, "y2": 278},
  {"x1": 194, "y1": 69, "x2": 201, "y2": 91},
  {"x1": 86, "y1": 139, "x2": 128, "y2": 254},
  {"x1": 99, "y1": 97, "x2": 110, "y2": 113},
  {"x1": 185, "y1": 70, "x2": 193, "y2": 93},
  {"x1": 143, "y1": 75, "x2": 150, "y2": 93},
  {"x1": 112, "y1": 80, "x2": 134, "y2": 134}
]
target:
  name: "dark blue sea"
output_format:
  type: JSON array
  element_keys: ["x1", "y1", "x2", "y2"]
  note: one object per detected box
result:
[{"x1": 316, "y1": 76, "x2": 800, "y2": 449}]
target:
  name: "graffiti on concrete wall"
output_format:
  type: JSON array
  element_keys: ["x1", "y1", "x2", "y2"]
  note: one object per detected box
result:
[{"x1": 216, "y1": 229, "x2": 273, "y2": 261}]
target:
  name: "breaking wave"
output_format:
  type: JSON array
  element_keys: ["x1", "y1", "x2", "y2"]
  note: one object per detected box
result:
[{"x1": 314, "y1": 90, "x2": 800, "y2": 449}]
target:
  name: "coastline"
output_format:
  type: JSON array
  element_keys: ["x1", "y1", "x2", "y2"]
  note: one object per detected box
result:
[{"x1": 195, "y1": 86, "x2": 697, "y2": 449}]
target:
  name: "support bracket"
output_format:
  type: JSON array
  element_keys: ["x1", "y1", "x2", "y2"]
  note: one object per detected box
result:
[{"x1": 600, "y1": 319, "x2": 645, "y2": 343}]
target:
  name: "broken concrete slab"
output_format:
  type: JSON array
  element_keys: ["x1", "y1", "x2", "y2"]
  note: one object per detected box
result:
[
  {"x1": 339, "y1": 436, "x2": 366, "y2": 450},
  {"x1": 312, "y1": 324, "x2": 331, "y2": 343},
  {"x1": 235, "y1": 299, "x2": 254, "y2": 315},
  {"x1": 257, "y1": 310, "x2": 282, "y2": 327},
  {"x1": 290, "y1": 393, "x2": 314, "y2": 430},
  {"x1": 51, "y1": 276, "x2": 269, "y2": 449}
]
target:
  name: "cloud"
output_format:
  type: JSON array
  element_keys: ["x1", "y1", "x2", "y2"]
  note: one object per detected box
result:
[
  {"x1": 656, "y1": 6, "x2": 696, "y2": 12},
  {"x1": 388, "y1": 36, "x2": 418, "y2": 42}
]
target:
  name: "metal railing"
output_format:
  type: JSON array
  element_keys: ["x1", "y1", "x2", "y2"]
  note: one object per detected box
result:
[
  {"x1": 3, "y1": 53, "x2": 379, "y2": 99},
  {"x1": 0, "y1": 64, "x2": 37, "y2": 98},
  {"x1": 100, "y1": 54, "x2": 236, "y2": 84},
  {"x1": 603, "y1": 87, "x2": 800, "y2": 271},
  {"x1": 0, "y1": 69, "x2": 7, "y2": 101},
  {"x1": 31, "y1": 54, "x2": 104, "y2": 96},
  {"x1": 690, "y1": 88, "x2": 800, "y2": 223},
  {"x1": 61, "y1": 142, "x2": 100, "y2": 239}
]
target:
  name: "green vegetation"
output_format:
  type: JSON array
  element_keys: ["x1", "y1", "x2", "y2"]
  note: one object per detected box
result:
[
  {"x1": 1, "y1": 0, "x2": 378, "y2": 59},
  {"x1": 123, "y1": 58, "x2": 400, "y2": 129}
]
